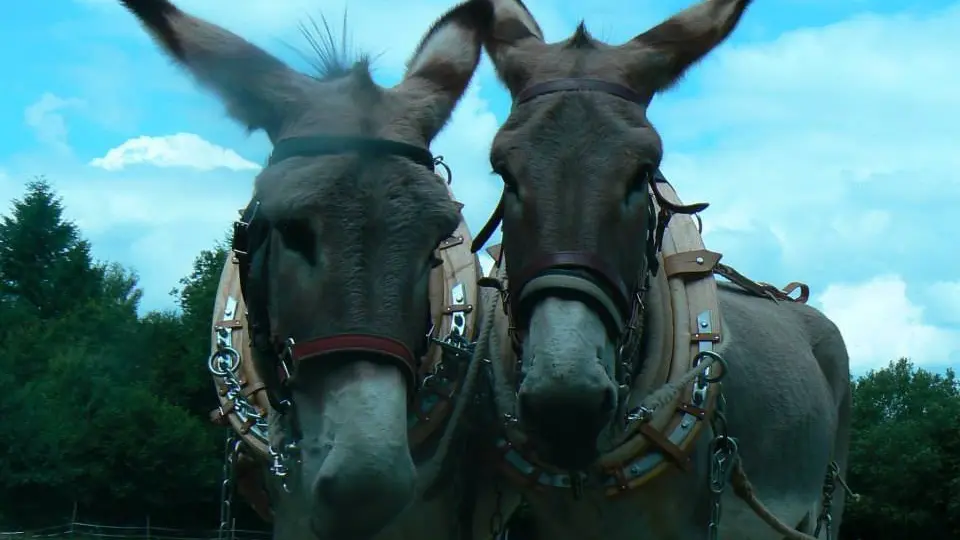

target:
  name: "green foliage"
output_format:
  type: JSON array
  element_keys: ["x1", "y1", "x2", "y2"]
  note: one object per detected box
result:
[
  {"x1": 840, "y1": 358, "x2": 960, "y2": 539},
  {"x1": 0, "y1": 178, "x2": 106, "y2": 318},
  {"x1": 0, "y1": 179, "x2": 227, "y2": 528},
  {"x1": 165, "y1": 237, "x2": 230, "y2": 414}
]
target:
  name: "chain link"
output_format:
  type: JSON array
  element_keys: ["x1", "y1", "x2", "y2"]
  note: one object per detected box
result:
[
  {"x1": 208, "y1": 327, "x2": 270, "y2": 443},
  {"x1": 488, "y1": 476, "x2": 505, "y2": 539},
  {"x1": 706, "y1": 390, "x2": 739, "y2": 540},
  {"x1": 218, "y1": 432, "x2": 239, "y2": 540},
  {"x1": 813, "y1": 461, "x2": 839, "y2": 539}
]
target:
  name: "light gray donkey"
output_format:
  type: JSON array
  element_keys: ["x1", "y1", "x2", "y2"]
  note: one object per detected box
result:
[{"x1": 119, "y1": 0, "x2": 518, "y2": 539}]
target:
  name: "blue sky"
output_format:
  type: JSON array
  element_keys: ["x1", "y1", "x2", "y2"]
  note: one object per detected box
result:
[{"x1": 1, "y1": 0, "x2": 959, "y2": 375}]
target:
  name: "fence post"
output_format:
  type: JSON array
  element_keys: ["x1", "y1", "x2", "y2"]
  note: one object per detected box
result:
[
  {"x1": 69, "y1": 502, "x2": 78, "y2": 539},
  {"x1": 146, "y1": 515, "x2": 151, "y2": 540}
]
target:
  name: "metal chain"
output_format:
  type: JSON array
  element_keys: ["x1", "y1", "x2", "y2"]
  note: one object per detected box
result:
[
  {"x1": 706, "y1": 390, "x2": 739, "y2": 540},
  {"x1": 209, "y1": 323, "x2": 301, "y2": 487},
  {"x1": 813, "y1": 461, "x2": 839, "y2": 539},
  {"x1": 208, "y1": 326, "x2": 270, "y2": 443},
  {"x1": 218, "y1": 432, "x2": 239, "y2": 540}
]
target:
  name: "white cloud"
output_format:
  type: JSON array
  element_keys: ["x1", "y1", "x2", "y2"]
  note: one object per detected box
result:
[
  {"x1": 815, "y1": 275, "x2": 957, "y2": 372},
  {"x1": 89, "y1": 133, "x2": 261, "y2": 172},
  {"x1": 644, "y1": 3, "x2": 960, "y2": 373},
  {"x1": 24, "y1": 93, "x2": 85, "y2": 154},
  {"x1": 657, "y1": 3, "x2": 960, "y2": 235},
  {"x1": 0, "y1": 165, "x2": 255, "y2": 312},
  {"x1": 13, "y1": 0, "x2": 518, "y2": 314}
]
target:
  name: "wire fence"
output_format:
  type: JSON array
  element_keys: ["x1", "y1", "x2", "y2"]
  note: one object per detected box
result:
[{"x1": 0, "y1": 522, "x2": 270, "y2": 540}]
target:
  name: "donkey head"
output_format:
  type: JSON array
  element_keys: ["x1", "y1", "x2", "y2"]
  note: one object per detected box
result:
[
  {"x1": 480, "y1": 0, "x2": 751, "y2": 468},
  {"x1": 121, "y1": 0, "x2": 492, "y2": 536}
]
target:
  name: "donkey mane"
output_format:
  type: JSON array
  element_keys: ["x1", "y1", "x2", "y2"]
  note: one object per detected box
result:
[
  {"x1": 294, "y1": 10, "x2": 373, "y2": 83},
  {"x1": 566, "y1": 21, "x2": 596, "y2": 49}
]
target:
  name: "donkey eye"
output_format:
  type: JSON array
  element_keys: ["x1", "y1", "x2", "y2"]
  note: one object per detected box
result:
[
  {"x1": 630, "y1": 164, "x2": 655, "y2": 193},
  {"x1": 492, "y1": 165, "x2": 519, "y2": 193},
  {"x1": 275, "y1": 218, "x2": 316, "y2": 264}
]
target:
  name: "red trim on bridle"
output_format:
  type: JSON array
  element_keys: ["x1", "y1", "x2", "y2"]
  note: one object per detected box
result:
[{"x1": 275, "y1": 334, "x2": 419, "y2": 397}]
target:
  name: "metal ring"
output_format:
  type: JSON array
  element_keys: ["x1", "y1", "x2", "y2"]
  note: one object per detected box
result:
[
  {"x1": 694, "y1": 350, "x2": 728, "y2": 383},
  {"x1": 208, "y1": 346, "x2": 241, "y2": 376},
  {"x1": 433, "y1": 156, "x2": 452, "y2": 184}
]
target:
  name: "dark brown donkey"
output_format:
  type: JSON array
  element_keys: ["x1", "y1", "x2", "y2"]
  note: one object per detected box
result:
[{"x1": 471, "y1": 0, "x2": 853, "y2": 538}]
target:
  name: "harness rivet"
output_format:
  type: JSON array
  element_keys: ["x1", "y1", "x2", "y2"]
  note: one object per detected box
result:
[
  {"x1": 696, "y1": 256, "x2": 705, "y2": 264},
  {"x1": 699, "y1": 320, "x2": 709, "y2": 329}
]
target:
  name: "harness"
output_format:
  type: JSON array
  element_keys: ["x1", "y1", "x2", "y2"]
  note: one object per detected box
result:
[
  {"x1": 469, "y1": 77, "x2": 812, "y2": 498},
  {"x1": 468, "y1": 76, "x2": 853, "y2": 540}
]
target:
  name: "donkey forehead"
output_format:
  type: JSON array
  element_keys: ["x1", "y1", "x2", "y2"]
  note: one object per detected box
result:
[
  {"x1": 506, "y1": 39, "x2": 632, "y2": 83},
  {"x1": 493, "y1": 95, "x2": 661, "y2": 163},
  {"x1": 254, "y1": 158, "x2": 456, "y2": 230},
  {"x1": 280, "y1": 90, "x2": 430, "y2": 144}
]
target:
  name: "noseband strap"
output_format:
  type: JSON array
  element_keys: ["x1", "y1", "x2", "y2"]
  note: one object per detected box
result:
[
  {"x1": 281, "y1": 334, "x2": 418, "y2": 395},
  {"x1": 512, "y1": 251, "x2": 629, "y2": 308},
  {"x1": 509, "y1": 251, "x2": 632, "y2": 337},
  {"x1": 517, "y1": 274, "x2": 628, "y2": 338}
]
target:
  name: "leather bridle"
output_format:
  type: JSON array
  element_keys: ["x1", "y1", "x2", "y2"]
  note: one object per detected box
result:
[
  {"x1": 471, "y1": 78, "x2": 709, "y2": 389},
  {"x1": 232, "y1": 135, "x2": 445, "y2": 422}
]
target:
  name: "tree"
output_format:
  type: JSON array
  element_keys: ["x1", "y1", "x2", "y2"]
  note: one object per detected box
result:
[
  {"x1": 840, "y1": 358, "x2": 960, "y2": 539},
  {"x1": 0, "y1": 178, "x2": 105, "y2": 319},
  {"x1": 0, "y1": 345, "x2": 221, "y2": 526},
  {"x1": 132, "y1": 236, "x2": 232, "y2": 417},
  {"x1": 0, "y1": 180, "x2": 222, "y2": 528}
]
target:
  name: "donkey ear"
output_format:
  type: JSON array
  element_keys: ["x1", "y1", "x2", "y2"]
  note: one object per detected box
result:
[
  {"x1": 627, "y1": 0, "x2": 753, "y2": 92},
  {"x1": 120, "y1": 0, "x2": 315, "y2": 142},
  {"x1": 396, "y1": 0, "x2": 495, "y2": 141},
  {"x1": 483, "y1": 0, "x2": 544, "y2": 91}
]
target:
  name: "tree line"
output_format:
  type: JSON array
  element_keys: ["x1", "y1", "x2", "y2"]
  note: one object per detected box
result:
[{"x1": 0, "y1": 178, "x2": 956, "y2": 539}]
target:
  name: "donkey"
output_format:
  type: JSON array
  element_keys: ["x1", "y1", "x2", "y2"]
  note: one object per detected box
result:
[
  {"x1": 119, "y1": 0, "x2": 518, "y2": 539},
  {"x1": 470, "y1": 0, "x2": 853, "y2": 538}
]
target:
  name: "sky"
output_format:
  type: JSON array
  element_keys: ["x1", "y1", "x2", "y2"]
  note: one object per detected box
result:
[{"x1": 1, "y1": 0, "x2": 958, "y2": 376}]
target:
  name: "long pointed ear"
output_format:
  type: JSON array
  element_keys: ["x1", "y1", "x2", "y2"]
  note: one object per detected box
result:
[
  {"x1": 395, "y1": 0, "x2": 495, "y2": 141},
  {"x1": 120, "y1": 0, "x2": 316, "y2": 142},
  {"x1": 626, "y1": 0, "x2": 753, "y2": 92},
  {"x1": 483, "y1": 0, "x2": 544, "y2": 92}
]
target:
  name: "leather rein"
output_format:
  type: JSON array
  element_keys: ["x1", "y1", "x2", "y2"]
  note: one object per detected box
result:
[{"x1": 471, "y1": 78, "x2": 710, "y2": 392}]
